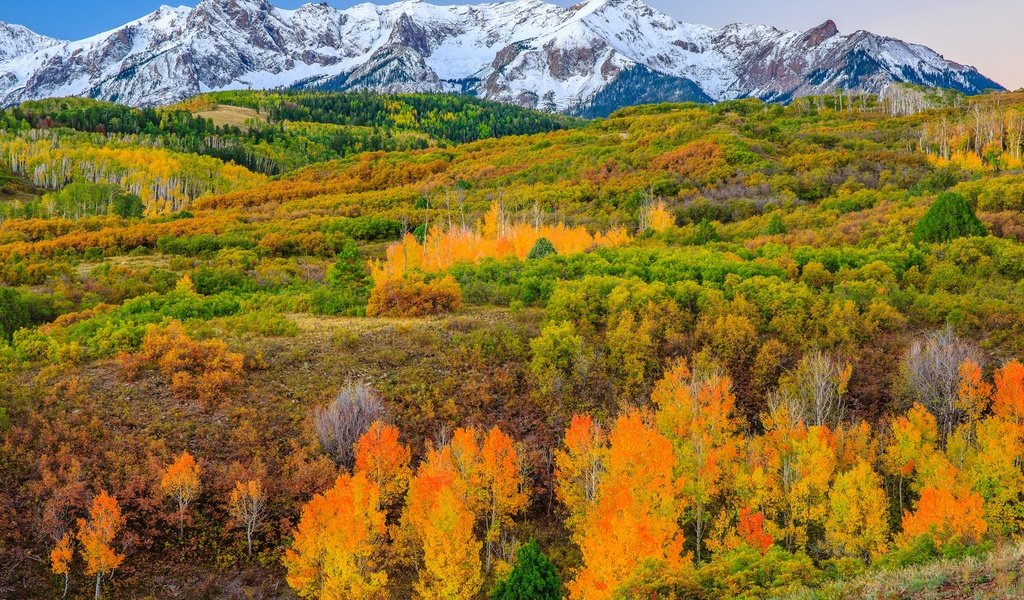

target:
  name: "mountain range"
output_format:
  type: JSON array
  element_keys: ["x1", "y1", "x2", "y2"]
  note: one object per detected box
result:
[{"x1": 0, "y1": 0, "x2": 1004, "y2": 116}]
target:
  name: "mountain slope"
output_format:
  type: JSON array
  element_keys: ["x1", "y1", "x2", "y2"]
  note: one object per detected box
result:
[
  {"x1": 0, "y1": 22, "x2": 58, "y2": 62},
  {"x1": 0, "y1": 0, "x2": 1003, "y2": 113}
]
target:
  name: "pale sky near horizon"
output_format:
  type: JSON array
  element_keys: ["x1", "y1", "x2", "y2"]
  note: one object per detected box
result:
[{"x1": 2, "y1": 0, "x2": 1020, "y2": 89}]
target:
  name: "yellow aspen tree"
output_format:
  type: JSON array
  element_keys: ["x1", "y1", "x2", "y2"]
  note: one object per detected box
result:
[
  {"x1": 964, "y1": 415, "x2": 1024, "y2": 536},
  {"x1": 284, "y1": 473, "x2": 388, "y2": 599},
  {"x1": 824, "y1": 459, "x2": 890, "y2": 561},
  {"x1": 405, "y1": 445, "x2": 483, "y2": 600},
  {"x1": 782, "y1": 425, "x2": 837, "y2": 552},
  {"x1": 228, "y1": 480, "x2": 266, "y2": 557},
  {"x1": 882, "y1": 403, "x2": 939, "y2": 514}
]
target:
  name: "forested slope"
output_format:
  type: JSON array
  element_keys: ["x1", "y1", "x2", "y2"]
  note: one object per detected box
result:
[{"x1": 2, "y1": 89, "x2": 1024, "y2": 598}]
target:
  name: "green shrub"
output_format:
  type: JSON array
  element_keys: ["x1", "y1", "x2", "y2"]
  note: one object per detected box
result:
[
  {"x1": 191, "y1": 266, "x2": 256, "y2": 295},
  {"x1": 765, "y1": 213, "x2": 787, "y2": 235},
  {"x1": 0, "y1": 287, "x2": 30, "y2": 342},
  {"x1": 696, "y1": 546, "x2": 821, "y2": 599},
  {"x1": 694, "y1": 219, "x2": 720, "y2": 245},
  {"x1": 323, "y1": 216, "x2": 404, "y2": 241}
]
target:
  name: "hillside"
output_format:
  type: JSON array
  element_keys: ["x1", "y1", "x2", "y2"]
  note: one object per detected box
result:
[{"x1": 2, "y1": 88, "x2": 1024, "y2": 598}]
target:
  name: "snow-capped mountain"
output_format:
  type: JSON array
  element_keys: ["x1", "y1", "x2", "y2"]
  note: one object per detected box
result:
[
  {"x1": 0, "y1": 22, "x2": 58, "y2": 63},
  {"x1": 0, "y1": 0, "x2": 1003, "y2": 114}
]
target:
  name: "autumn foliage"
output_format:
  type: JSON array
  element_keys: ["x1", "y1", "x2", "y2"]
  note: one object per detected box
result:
[
  {"x1": 567, "y1": 411, "x2": 686, "y2": 599},
  {"x1": 119, "y1": 320, "x2": 244, "y2": 402},
  {"x1": 354, "y1": 421, "x2": 412, "y2": 510},
  {"x1": 369, "y1": 201, "x2": 630, "y2": 284},
  {"x1": 365, "y1": 274, "x2": 462, "y2": 318},
  {"x1": 284, "y1": 472, "x2": 388, "y2": 599},
  {"x1": 901, "y1": 485, "x2": 987, "y2": 548},
  {"x1": 160, "y1": 451, "x2": 202, "y2": 536},
  {"x1": 76, "y1": 491, "x2": 125, "y2": 598}
]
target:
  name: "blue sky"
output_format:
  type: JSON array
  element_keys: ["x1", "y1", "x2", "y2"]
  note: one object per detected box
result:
[{"x1": 2, "y1": 0, "x2": 1020, "y2": 88}]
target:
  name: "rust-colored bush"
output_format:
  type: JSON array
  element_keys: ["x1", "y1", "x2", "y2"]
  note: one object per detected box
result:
[
  {"x1": 366, "y1": 275, "x2": 462, "y2": 318},
  {"x1": 119, "y1": 320, "x2": 244, "y2": 401}
]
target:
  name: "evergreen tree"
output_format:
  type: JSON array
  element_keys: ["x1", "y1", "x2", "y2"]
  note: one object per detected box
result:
[
  {"x1": 492, "y1": 540, "x2": 563, "y2": 600},
  {"x1": 693, "y1": 218, "x2": 720, "y2": 245},
  {"x1": 527, "y1": 238, "x2": 558, "y2": 260},
  {"x1": 912, "y1": 192, "x2": 987, "y2": 243},
  {"x1": 311, "y1": 240, "x2": 372, "y2": 316},
  {"x1": 327, "y1": 240, "x2": 370, "y2": 290}
]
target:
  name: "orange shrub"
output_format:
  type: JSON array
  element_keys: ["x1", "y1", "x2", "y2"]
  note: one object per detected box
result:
[
  {"x1": 119, "y1": 320, "x2": 244, "y2": 401},
  {"x1": 652, "y1": 140, "x2": 727, "y2": 181},
  {"x1": 366, "y1": 275, "x2": 462, "y2": 318}
]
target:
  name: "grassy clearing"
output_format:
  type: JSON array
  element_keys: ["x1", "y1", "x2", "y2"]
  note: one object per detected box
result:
[
  {"x1": 194, "y1": 104, "x2": 266, "y2": 130},
  {"x1": 777, "y1": 542, "x2": 1024, "y2": 599}
]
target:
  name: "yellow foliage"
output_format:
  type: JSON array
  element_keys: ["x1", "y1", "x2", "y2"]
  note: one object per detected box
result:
[
  {"x1": 370, "y1": 201, "x2": 630, "y2": 283},
  {"x1": 284, "y1": 473, "x2": 389, "y2": 599},
  {"x1": 825, "y1": 459, "x2": 890, "y2": 561}
]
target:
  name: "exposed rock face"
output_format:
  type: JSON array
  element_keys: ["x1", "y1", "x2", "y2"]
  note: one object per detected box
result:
[{"x1": 0, "y1": 0, "x2": 1003, "y2": 114}]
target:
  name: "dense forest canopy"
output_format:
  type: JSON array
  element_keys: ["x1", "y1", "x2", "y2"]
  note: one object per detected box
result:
[{"x1": 3, "y1": 87, "x2": 1024, "y2": 598}]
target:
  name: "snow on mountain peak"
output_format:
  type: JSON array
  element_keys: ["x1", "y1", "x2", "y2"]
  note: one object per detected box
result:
[
  {"x1": 0, "y1": 22, "x2": 61, "y2": 62},
  {"x1": 0, "y1": 0, "x2": 1003, "y2": 114}
]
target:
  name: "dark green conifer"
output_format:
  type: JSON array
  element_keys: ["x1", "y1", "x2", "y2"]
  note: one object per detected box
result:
[{"x1": 492, "y1": 540, "x2": 563, "y2": 600}]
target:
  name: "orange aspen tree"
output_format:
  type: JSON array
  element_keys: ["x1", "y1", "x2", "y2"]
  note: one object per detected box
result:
[
  {"x1": 479, "y1": 427, "x2": 528, "y2": 573},
  {"x1": 834, "y1": 421, "x2": 878, "y2": 472},
  {"x1": 369, "y1": 200, "x2": 631, "y2": 283},
  {"x1": 405, "y1": 444, "x2": 483, "y2": 600},
  {"x1": 993, "y1": 359, "x2": 1024, "y2": 425},
  {"x1": 736, "y1": 508, "x2": 773, "y2": 554},
  {"x1": 554, "y1": 414, "x2": 608, "y2": 538},
  {"x1": 568, "y1": 411, "x2": 685, "y2": 600},
  {"x1": 228, "y1": 480, "x2": 266, "y2": 557},
  {"x1": 160, "y1": 451, "x2": 201, "y2": 538},
  {"x1": 76, "y1": 491, "x2": 125, "y2": 600},
  {"x1": 354, "y1": 421, "x2": 412, "y2": 512},
  {"x1": 50, "y1": 532, "x2": 73, "y2": 599},
  {"x1": 901, "y1": 484, "x2": 987, "y2": 549},
  {"x1": 652, "y1": 359, "x2": 741, "y2": 562},
  {"x1": 284, "y1": 473, "x2": 388, "y2": 599},
  {"x1": 446, "y1": 427, "x2": 487, "y2": 516},
  {"x1": 956, "y1": 359, "x2": 992, "y2": 425}
]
